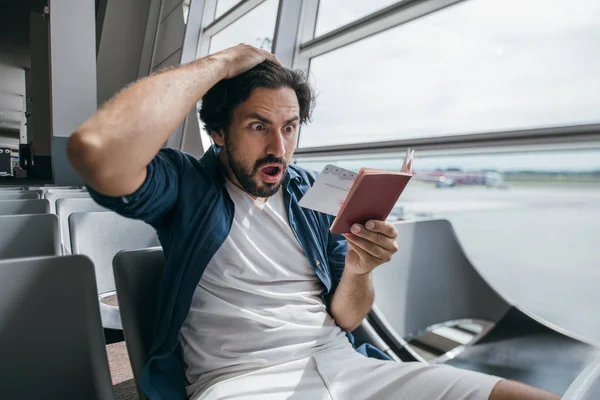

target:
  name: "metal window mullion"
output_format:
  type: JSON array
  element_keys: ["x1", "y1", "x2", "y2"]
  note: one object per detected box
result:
[
  {"x1": 196, "y1": 0, "x2": 217, "y2": 58},
  {"x1": 191, "y1": 0, "x2": 219, "y2": 154},
  {"x1": 202, "y1": 0, "x2": 266, "y2": 38},
  {"x1": 294, "y1": 138, "x2": 600, "y2": 164},
  {"x1": 272, "y1": 0, "x2": 305, "y2": 67},
  {"x1": 299, "y1": 0, "x2": 465, "y2": 59},
  {"x1": 292, "y1": 0, "x2": 319, "y2": 149},
  {"x1": 291, "y1": 0, "x2": 319, "y2": 71},
  {"x1": 293, "y1": 123, "x2": 600, "y2": 158},
  {"x1": 174, "y1": 0, "x2": 210, "y2": 153},
  {"x1": 182, "y1": 0, "x2": 208, "y2": 64},
  {"x1": 294, "y1": 139, "x2": 600, "y2": 167}
]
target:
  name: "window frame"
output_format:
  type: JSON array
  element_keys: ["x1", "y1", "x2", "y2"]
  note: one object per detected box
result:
[{"x1": 188, "y1": 0, "x2": 600, "y2": 157}]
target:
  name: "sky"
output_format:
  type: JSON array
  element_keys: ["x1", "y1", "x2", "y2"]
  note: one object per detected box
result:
[{"x1": 207, "y1": 0, "x2": 600, "y2": 172}]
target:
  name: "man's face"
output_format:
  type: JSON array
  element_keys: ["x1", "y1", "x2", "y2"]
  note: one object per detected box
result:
[{"x1": 213, "y1": 87, "x2": 300, "y2": 198}]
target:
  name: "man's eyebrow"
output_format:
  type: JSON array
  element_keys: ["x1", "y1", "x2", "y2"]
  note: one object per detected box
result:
[
  {"x1": 285, "y1": 116, "x2": 300, "y2": 125},
  {"x1": 246, "y1": 113, "x2": 300, "y2": 125},
  {"x1": 248, "y1": 113, "x2": 273, "y2": 124}
]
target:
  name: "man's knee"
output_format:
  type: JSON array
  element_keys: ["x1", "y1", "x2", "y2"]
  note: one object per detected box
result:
[{"x1": 489, "y1": 380, "x2": 560, "y2": 400}]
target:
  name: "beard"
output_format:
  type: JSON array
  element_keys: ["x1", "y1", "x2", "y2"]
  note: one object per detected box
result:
[{"x1": 224, "y1": 135, "x2": 288, "y2": 198}]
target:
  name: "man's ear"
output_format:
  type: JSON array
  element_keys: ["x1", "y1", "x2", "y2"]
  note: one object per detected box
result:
[{"x1": 211, "y1": 129, "x2": 226, "y2": 147}]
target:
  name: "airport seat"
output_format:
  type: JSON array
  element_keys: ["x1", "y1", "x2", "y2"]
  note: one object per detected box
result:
[
  {"x1": 113, "y1": 247, "x2": 165, "y2": 400},
  {"x1": 0, "y1": 199, "x2": 50, "y2": 215},
  {"x1": 0, "y1": 191, "x2": 42, "y2": 201},
  {"x1": 370, "y1": 219, "x2": 600, "y2": 395},
  {"x1": 69, "y1": 212, "x2": 160, "y2": 332},
  {"x1": 351, "y1": 319, "x2": 403, "y2": 361},
  {"x1": 45, "y1": 191, "x2": 90, "y2": 213},
  {"x1": 446, "y1": 307, "x2": 600, "y2": 395},
  {"x1": 46, "y1": 188, "x2": 86, "y2": 194},
  {"x1": 0, "y1": 214, "x2": 61, "y2": 259},
  {"x1": 0, "y1": 186, "x2": 24, "y2": 191},
  {"x1": 563, "y1": 358, "x2": 600, "y2": 400},
  {"x1": 56, "y1": 198, "x2": 108, "y2": 254},
  {"x1": 43, "y1": 186, "x2": 81, "y2": 191},
  {"x1": 112, "y1": 247, "x2": 400, "y2": 399},
  {"x1": 0, "y1": 255, "x2": 115, "y2": 399},
  {"x1": 370, "y1": 219, "x2": 510, "y2": 349}
]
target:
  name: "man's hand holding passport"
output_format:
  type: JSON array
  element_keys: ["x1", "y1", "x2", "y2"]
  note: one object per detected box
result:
[{"x1": 299, "y1": 149, "x2": 414, "y2": 234}]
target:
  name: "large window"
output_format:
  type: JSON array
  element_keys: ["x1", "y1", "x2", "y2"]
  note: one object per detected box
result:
[
  {"x1": 315, "y1": 0, "x2": 400, "y2": 36},
  {"x1": 208, "y1": 0, "x2": 279, "y2": 54},
  {"x1": 299, "y1": 0, "x2": 600, "y2": 148}
]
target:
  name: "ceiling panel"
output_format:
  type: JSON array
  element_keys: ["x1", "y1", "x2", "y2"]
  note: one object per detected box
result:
[
  {"x1": 0, "y1": 64, "x2": 25, "y2": 96},
  {"x1": 0, "y1": 61, "x2": 25, "y2": 129},
  {"x1": 0, "y1": 93, "x2": 23, "y2": 112}
]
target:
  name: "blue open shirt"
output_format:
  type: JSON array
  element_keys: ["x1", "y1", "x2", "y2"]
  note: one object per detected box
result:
[{"x1": 88, "y1": 145, "x2": 389, "y2": 399}]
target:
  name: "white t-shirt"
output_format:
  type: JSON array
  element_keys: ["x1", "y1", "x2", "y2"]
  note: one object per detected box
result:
[{"x1": 180, "y1": 180, "x2": 350, "y2": 398}]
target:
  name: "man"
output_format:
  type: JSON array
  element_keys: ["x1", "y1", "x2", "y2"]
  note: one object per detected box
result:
[{"x1": 68, "y1": 44, "x2": 559, "y2": 400}]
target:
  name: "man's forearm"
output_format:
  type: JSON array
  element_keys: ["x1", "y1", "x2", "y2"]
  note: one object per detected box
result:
[
  {"x1": 330, "y1": 268, "x2": 375, "y2": 332},
  {"x1": 68, "y1": 55, "x2": 225, "y2": 196}
]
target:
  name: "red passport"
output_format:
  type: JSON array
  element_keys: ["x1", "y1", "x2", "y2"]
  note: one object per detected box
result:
[
  {"x1": 329, "y1": 150, "x2": 414, "y2": 234},
  {"x1": 329, "y1": 170, "x2": 412, "y2": 234}
]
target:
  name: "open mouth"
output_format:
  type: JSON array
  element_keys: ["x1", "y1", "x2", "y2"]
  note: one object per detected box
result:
[{"x1": 259, "y1": 164, "x2": 284, "y2": 183}]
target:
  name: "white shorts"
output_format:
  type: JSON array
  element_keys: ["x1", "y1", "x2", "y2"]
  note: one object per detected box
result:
[{"x1": 195, "y1": 346, "x2": 502, "y2": 400}]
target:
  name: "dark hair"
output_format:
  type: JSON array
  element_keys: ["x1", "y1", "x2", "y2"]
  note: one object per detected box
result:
[{"x1": 200, "y1": 61, "x2": 314, "y2": 136}]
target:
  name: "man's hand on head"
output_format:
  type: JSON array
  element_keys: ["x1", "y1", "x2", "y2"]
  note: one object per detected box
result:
[
  {"x1": 211, "y1": 44, "x2": 283, "y2": 80},
  {"x1": 343, "y1": 220, "x2": 399, "y2": 276}
]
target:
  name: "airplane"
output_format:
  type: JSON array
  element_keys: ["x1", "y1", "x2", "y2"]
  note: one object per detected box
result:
[{"x1": 413, "y1": 169, "x2": 506, "y2": 188}]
